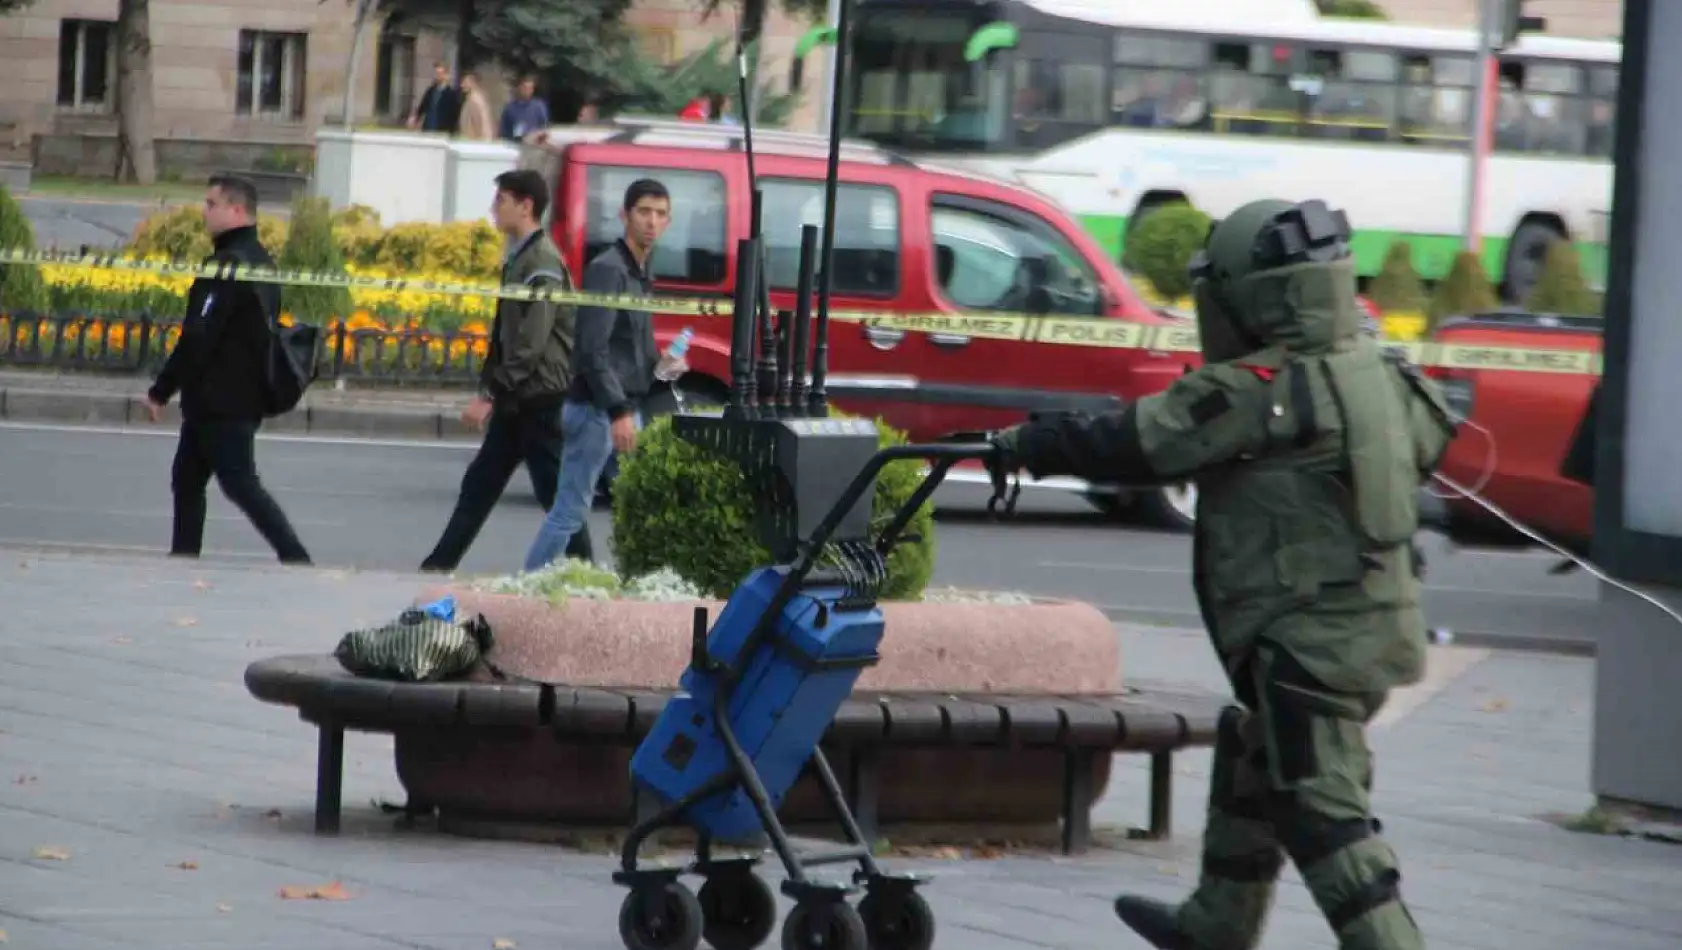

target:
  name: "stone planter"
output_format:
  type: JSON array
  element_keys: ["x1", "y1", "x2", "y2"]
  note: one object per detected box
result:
[{"x1": 394, "y1": 585, "x2": 1121, "y2": 833}]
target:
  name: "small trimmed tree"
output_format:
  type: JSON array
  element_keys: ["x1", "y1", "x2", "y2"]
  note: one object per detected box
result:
[
  {"x1": 1524, "y1": 239, "x2": 1601, "y2": 317},
  {"x1": 1367, "y1": 241, "x2": 1427, "y2": 315},
  {"x1": 1123, "y1": 202, "x2": 1213, "y2": 301},
  {"x1": 0, "y1": 186, "x2": 51, "y2": 315},
  {"x1": 611, "y1": 414, "x2": 935, "y2": 601},
  {"x1": 278, "y1": 196, "x2": 354, "y2": 326},
  {"x1": 1429, "y1": 250, "x2": 1499, "y2": 325}
]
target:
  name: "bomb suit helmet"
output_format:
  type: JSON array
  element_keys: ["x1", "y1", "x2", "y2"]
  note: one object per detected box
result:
[{"x1": 1188, "y1": 198, "x2": 1360, "y2": 362}]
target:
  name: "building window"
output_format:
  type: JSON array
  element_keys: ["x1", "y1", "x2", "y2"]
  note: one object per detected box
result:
[
  {"x1": 237, "y1": 30, "x2": 308, "y2": 120},
  {"x1": 375, "y1": 32, "x2": 416, "y2": 118},
  {"x1": 57, "y1": 19, "x2": 115, "y2": 112}
]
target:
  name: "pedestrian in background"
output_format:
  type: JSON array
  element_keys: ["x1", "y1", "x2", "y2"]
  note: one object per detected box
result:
[
  {"x1": 500, "y1": 75, "x2": 550, "y2": 142},
  {"x1": 457, "y1": 71, "x2": 495, "y2": 141},
  {"x1": 408, "y1": 62, "x2": 461, "y2": 134},
  {"x1": 522, "y1": 179, "x2": 677, "y2": 572},
  {"x1": 421, "y1": 169, "x2": 589, "y2": 574},
  {"x1": 143, "y1": 175, "x2": 311, "y2": 566}
]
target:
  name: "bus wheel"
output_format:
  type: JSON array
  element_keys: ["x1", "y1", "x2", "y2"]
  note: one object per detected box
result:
[{"x1": 1502, "y1": 220, "x2": 1564, "y2": 306}]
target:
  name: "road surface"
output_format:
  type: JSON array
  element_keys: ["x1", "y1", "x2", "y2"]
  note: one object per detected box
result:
[
  {"x1": 19, "y1": 197, "x2": 155, "y2": 250},
  {"x1": 0, "y1": 422, "x2": 1608, "y2": 651}
]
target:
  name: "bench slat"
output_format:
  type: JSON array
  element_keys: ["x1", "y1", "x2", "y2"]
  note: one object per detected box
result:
[
  {"x1": 460, "y1": 683, "x2": 546, "y2": 727},
  {"x1": 879, "y1": 698, "x2": 947, "y2": 744},
  {"x1": 998, "y1": 700, "x2": 1067, "y2": 745},
  {"x1": 554, "y1": 687, "x2": 633, "y2": 737}
]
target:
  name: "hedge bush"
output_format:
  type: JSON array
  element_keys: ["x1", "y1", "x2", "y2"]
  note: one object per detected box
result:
[
  {"x1": 127, "y1": 203, "x2": 290, "y2": 261},
  {"x1": 610, "y1": 414, "x2": 936, "y2": 601},
  {"x1": 1124, "y1": 202, "x2": 1213, "y2": 301},
  {"x1": 1367, "y1": 241, "x2": 1427, "y2": 315},
  {"x1": 278, "y1": 196, "x2": 354, "y2": 326},
  {"x1": 1524, "y1": 239, "x2": 1601, "y2": 317},
  {"x1": 0, "y1": 186, "x2": 50, "y2": 314},
  {"x1": 1428, "y1": 250, "x2": 1499, "y2": 324}
]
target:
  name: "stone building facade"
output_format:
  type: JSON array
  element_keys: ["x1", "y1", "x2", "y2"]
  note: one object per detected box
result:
[{"x1": 0, "y1": 0, "x2": 824, "y2": 178}]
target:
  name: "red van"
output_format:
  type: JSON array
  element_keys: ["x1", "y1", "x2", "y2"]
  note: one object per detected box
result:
[{"x1": 523, "y1": 119, "x2": 1200, "y2": 528}]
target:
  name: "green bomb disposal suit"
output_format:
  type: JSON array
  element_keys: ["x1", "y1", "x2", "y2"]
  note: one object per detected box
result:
[{"x1": 993, "y1": 198, "x2": 1458, "y2": 950}]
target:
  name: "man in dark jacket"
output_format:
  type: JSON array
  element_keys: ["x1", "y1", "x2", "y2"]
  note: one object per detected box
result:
[
  {"x1": 522, "y1": 178, "x2": 677, "y2": 571},
  {"x1": 143, "y1": 175, "x2": 311, "y2": 565},
  {"x1": 421, "y1": 169, "x2": 591, "y2": 573},
  {"x1": 408, "y1": 62, "x2": 461, "y2": 134}
]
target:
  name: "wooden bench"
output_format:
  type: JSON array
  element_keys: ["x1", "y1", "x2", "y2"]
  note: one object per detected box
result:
[{"x1": 245, "y1": 654, "x2": 1225, "y2": 855}]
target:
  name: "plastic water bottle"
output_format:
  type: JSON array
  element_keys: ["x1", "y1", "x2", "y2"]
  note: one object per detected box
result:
[{"x1": 658, "y1": 327, "x2": 693, "y2": 382}]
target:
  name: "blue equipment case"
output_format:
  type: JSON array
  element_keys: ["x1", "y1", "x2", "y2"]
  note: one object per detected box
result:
[{"x1": 630, "y1": 567, "x2": 884, "y2": 841}]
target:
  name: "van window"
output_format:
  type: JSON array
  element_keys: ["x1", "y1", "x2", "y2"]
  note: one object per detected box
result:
[
  {"x1": 929, "y1": 198, "x2": 1103, "y2": 316},
  {"x1": 760, "y1": 178, "x2": 900, "y2": 297},
  {"x1": 584, "y1": 166, "x2": 728, "y2": 285}
]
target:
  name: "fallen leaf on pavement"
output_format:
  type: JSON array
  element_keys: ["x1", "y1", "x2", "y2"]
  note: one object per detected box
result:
[
  {"x1": 1480, "y1": 698, "x2": 1510, "y2": 712},
  {"x1": 14, "y1": 775, "x2": 35, "y2": 785},
  {"x1": 493, "y1": 940, "x2": 517, "y2": 949},
  {"x1": 264, "y1": 808, "x2": 283, "y2": 821},
  {"x1": 171, "y1": 860, "x2": 199, "y2": 871},
  {"x1": 0, "y1": 925, "x2": 8, "y2": 941},
  {"x1": 215, "y1": 903, "x2": 233, "y2": 914},
  {"x1": 32, "y1": 846, "x2": 70, "y2": 861},
  {"x1": 193, "y1": 579, "x2": 213, "y2": 590},
  {"x1": 174, "y1": 616, "x2": 199, "y2": 627},
  {"x1": 278, "y1": 881, "x2": 351, "y2": 901}
]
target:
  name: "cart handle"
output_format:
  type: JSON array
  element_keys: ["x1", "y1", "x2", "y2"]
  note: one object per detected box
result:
[{"x1": 800, "y1": 442, "x2": 1002, "y2": 570}]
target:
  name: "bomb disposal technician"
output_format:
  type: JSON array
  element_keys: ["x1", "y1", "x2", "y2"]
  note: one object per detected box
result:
[{"x1": 990, "y1": 198, "x2": 1457, "y2": 950}]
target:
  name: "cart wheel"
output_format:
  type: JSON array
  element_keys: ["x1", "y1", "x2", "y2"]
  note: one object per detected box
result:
[
  {"x1": 857, "y1": 890, "x2": 935, "y2": 950},
  {"x1": 779, "y1": 898, "x2": 866, "y2": 950},
  {"x1": 698, "y1": 870, "x2": 776, "y2": 950},
  {"x1": 618, "y1": 881, "x2": 703, "y2": 950}
]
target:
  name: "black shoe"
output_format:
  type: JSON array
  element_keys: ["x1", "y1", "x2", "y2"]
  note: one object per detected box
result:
[{"x1": 1114, "y1": 895, "x2": 1192, "y2": 950}]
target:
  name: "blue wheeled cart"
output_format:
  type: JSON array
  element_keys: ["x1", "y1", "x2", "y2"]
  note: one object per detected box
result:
[{"x1": 610, "y1": 431, "x2": 1015, "y2": 950}]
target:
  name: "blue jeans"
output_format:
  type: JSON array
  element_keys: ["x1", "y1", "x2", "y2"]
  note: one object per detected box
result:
[{"x1": 523, "y1": 401, "x2": 634, "y2": 572}]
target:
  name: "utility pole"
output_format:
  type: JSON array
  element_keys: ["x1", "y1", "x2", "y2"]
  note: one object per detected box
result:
[
  {"x1": 817, "y1": 0, "x2": 842, "y2": 131},
  {"x1": 1463, "y1": 1, "x2": 1547, "y2": 251}
]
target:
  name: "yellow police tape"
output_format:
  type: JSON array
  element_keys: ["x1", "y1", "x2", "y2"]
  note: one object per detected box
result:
[{"x1": 0, "y1": 247, "x2": 1603, "y2": 377}]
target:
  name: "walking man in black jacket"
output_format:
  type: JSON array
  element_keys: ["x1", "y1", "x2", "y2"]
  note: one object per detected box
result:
[{"x1": 143, "y1": 175, "x2": 311, "y2": 565}]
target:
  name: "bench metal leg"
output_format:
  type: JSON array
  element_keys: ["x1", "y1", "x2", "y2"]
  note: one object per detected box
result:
[
  {"x1": 315, "y1": 722, "x2": 345, "y2": 835},
  {"x1": 1061, "y1": 747, "x2": 1096, "y2": 855},
  {"x1": 1145, "y1": 751, "x2": 1173, "y2": 841},
  {"x1": 841, "y1": 746, "x2": 881, "y2": 848}
]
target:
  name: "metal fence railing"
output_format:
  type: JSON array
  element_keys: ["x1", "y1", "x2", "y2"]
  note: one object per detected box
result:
[{"x1": 0, "y1": 313, "x2": 491, "y2": 386}]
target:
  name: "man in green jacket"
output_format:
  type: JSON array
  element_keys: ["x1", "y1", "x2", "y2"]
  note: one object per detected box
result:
[
  {"x1": 421, "y1": 169, "x2": 591, "y2": 572},
  {"x1": 989, "y1": 198, "x2": 1458, "y2": 950}
]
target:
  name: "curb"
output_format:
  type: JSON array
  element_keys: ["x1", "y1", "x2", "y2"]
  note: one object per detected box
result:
[{"x1": 0, "y1": 386, "x2": 480, "y2": 441}]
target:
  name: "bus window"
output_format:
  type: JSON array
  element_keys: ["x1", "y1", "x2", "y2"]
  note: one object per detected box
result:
[
  {"x1": 1112, "y1": 33, "x2": 1208, "y2": 131},
  {"x1": 930, "y1": 199, "x2": 1103, "y2": 317},
  {"x1": 584, "y1": 166, "x2": 727, "y2": 286},
  {"x1": 761, "y1": 178, "x2": 900, "y2": 298},
  {"x1": 1011, "y1": 30, "x2": 1110, "y2": 150},
  {"x1": 1495, "y1": 60, "x2": 1587, "y2": 156},
  {"x1": 1303, "y1": 47, "x2": 1397, "y2": 143},
  {"x1": 1207, "y1": 41, "x2": 1302, "y2": 139},
  {"x1": 1399, "y1": 53, "x2": 1473, "y2": 147},
  {"x1": 1587, "y1": 66, "x2": 1617, "y2": 157},
  {"x1": 846, "y1": 7, "x2": 1004, "y2": 152}
]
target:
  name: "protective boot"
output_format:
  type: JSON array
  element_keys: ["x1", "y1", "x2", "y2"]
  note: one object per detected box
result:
[{"x1": 1114, "y1": 895, "x2": 1194, "y2": 950}]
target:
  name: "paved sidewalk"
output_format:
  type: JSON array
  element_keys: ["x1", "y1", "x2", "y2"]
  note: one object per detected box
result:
[
  {"x1": 0, "y1": 552, "x2": 1676, "y2": 950},
  {"x1": 0, "y1": 369, "x2": 480, "y2": 441}
]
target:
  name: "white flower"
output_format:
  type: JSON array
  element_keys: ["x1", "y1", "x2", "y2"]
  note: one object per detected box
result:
[{"x1": 470, "y1": 560, "x2": 703, "y2": 604}]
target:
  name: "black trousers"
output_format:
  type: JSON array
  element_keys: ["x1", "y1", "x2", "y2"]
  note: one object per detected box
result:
[
  {"x1": 421, "y1": 403, "x2": 593, "y2": 572},
  {"x1": 171, "y1": 418, "x2": 311, "y2": 564}
]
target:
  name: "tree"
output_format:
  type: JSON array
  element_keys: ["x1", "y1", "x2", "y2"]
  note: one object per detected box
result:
[
  {"x1": 1368, "y1": 241, "x2": 1427, "y2": 315},
  {"x1": 1524, "y1": 240, "x2": 1602, "y2": 317},
  {"x1": 114, "y1": 0, "x2": 157, "y2": 184},
  {"x1": 1429, "y1": 251, "x2": 1499, "y2": 325},
  {"x1": 1317, "y1": 0, "x2": 1388, "y2": 17},
  {"x1": 469, "y1": 0, "x2": 639, "y2": 98}
]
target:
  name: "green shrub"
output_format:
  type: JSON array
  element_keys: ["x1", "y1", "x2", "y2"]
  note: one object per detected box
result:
[
  {"x1": 0, "y1": 185, "x2": 49, "y2": 314},
  {"x1": 1124, "y1": 202, "x2": 1213, "y2": 301},
  {"x1": 611, "y1": 414, "x2": 936, "y2": 601},
  {"x1": 1428, "y1": 250, "x2": 1499, "y2": 324},
  {"x1": 126, "y1": 204, "x2": 288, "y2": 260},
  {"x1": 278, "y1": 196, "x2": 354, "y2": 325},
  {"x1": 1319, "y1": 0, "x2": 1388, "y2": 18},
  {"x1": 1367, "y1": 241, "x2": 1427, "y2": 314},
  {"x1": 370, "y1": 220, "x2": 501, "y2": 281},
  {"x1": 1524, "y1": 239, "x2": 1601, "y2": 317}
]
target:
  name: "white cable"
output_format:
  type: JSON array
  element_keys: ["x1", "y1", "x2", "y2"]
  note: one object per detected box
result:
[
  {"x1": 1425, "y1": 415, "x2": 1498, "y2": 500},
  {"x1": 1429, "y1": 470, "x2": 1682, "y2": 630}
]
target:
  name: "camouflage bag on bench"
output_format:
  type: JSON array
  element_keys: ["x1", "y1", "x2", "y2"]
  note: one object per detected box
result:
[{"x1": 333, "y1": 595, "x2": 494, "y2": 683}]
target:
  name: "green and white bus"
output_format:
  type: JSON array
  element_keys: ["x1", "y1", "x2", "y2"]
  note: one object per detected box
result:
[{"x1": 839, "y1": 0, "x2": 1618, "y2": 305}]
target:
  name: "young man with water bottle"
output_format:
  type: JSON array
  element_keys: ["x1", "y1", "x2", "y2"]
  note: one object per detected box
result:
[{"x1": 523, "y1": 179, "x2": 680, "y2": 571}]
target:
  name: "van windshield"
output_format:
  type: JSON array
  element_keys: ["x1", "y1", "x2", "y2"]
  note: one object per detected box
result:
[{"x1": 846, "y1": 7, "x2": 1007, "y2": 153}]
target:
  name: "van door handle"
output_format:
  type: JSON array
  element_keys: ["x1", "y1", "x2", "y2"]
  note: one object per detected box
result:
[
  {"x1": 863, "y1": 326, "x2": 906, "y2": 349},
  {"x1": 929, "y1": 333, "x2": 971, "y2": 348}
]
